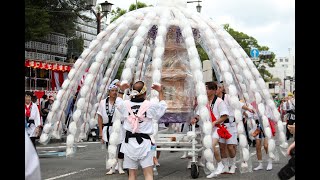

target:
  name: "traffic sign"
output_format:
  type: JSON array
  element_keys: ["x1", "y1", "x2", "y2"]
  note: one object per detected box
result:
[{"x1": 250, "y1": 48, "x2": 259, "y2": 58}]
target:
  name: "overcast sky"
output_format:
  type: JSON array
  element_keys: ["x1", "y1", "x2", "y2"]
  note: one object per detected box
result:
[{"x1": 97, "y1": 0, "x2": 295, "y2": 58}]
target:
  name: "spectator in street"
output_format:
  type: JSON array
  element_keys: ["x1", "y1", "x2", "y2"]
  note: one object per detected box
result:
[
  {"x1": 97, "y1": 79, "x2": 125, "y2": 175},
  {"x1": 116, "y1": 81, "x2": 167, "y2": 180},
  {"x1": 283, "y1": 93, "x2": 295, "y2": 140},
  {"x1": 25, "y1": 93, "x2": 41, "y2": 148},
  {"x1": 42, "y1": 96, "x2": 54, "y2": 123},
  {"x1": 40, "y1": 95, "x2": 48, "y2": 124}
]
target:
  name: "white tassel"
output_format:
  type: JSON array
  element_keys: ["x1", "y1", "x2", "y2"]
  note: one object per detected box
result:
[
  {"x1": 196, "y1": 82, "x2": 207, "y2": 96},
  {"x1": 234, "y1": 109, "x2": 243, "y2": 123},
  {"x1": 152, "y1": 69, "x2": 161, "y2": 83},
  {"x1": 268, "y1": 139, "x2": 276, "y2": 152},
  {"x1": 257, "y1": 78, "x2": 266, "y2": 89},
  {"x1": 80, "y1": 85, "x2": 90, "y2": 98},
  {"x1": 132, "y1": 36, "x2": 144, "y2": 47},
  {"x1": 237, "y1": 57, "x2": 247, "y2": 68},
  {"x1": 243, "y1": 93, "x2": 249, "y2": 101},
  {"x1": 51, "y1": 130, "x2": 61, "y2": 139},
  {"x1": 241, "y1": 161, "x2": 248, "y2": 169},
  {"x1": 197, "y1": 94, "x2": 208, "y2": 107},
  {"x1": 279, "y1": 131, "x2": 286, "y2": 143},
  {"x1": 242, "y1": 148, "x2": 250, "y2": 161},
  {"x1": 237, "y1": 121, "x2": 245, "y2": 134},
  {"x1": 88, "y1": 39, "x2": 99, "y2": 50},
  {"x1": 240, "y1": 83, "x2": 247, "y2": 93},
  {"x1": 108, "y1": 145, "x2": 118, "y2": 155},
  {"x1": 106, "y1": 159, "x2": 117, "y2": 169},
  {"x1": 109, "y1": 132, "x2": 120, "y2": 145},
  {"x1": 76, "y1": 98, "x2": 86, "y2": 110},
  {"x1": 243, "y1": 69, "x2": 253, "y2": 81},
  {"x1": 39, "y1": 133, "x2": 49, "y2": 144},
  {"x1": 78, "y1": 132, "x2": 87, "y2": 140},
  {"x1": 228, "y1": 85, "x2": 237, "y2": 96},
  {"x1": 203, "y1": 135, "x2": 213, "y2": 149},
  {"x1": 202, "y1": 121, "x2": 213, "y2": 135},
  {"x1": 193, "y1": 70, "x2": 203, "y2": 82},
  {"x1": 126, "y1": 58, "x2": 136, "y2": 68},
  {"x1": 230, "y1": 96, "x2": 240, "y2": 109},
  {"x1": 84, "y1": 74, "x2": 94, "y2": 86},
  {"x1": 239, "y1": 134, "x2": 248, "y2": 148},
  {"x1": 251, "y1": 68, "x2": 260, "y2": 78},
  {"x1": 273, "y1": 109, "x2": 281, "y2": 121},
  {"x1": 250, "y1": 81, "x2": 258, "y2": 92},
  {"x1": 187, "y1": 47, "x2": 198, "y2": 60},
  {"x1": 199, "y1": 106, "x2": 210, "y2": 122},
  {"x1": 258, "y1": 103, "x2": 265, "y2": 115},
  {"x1": 264, "y1": 127, "x2": 272, "y2": 139},
  {"x1": 267, "y1": 99, "x2": 276, "y2": 109},
  {"x1": 203, "y1": 149, "x2": 214, "y2": 163},
  {"x1": 51, "y1": 100, "x2": 61, "y2": 112},
  {"x1": 154, "y1": 47, "x2": 165, "y2": 58},
  {"x1": 69, "y1": 121, "x2": 77, "y2": 135},
  {"x1": 263, "y1": 89, "x2": 271, "y2": 99},
  {"x1": 97, "y1": 93, "x2": 103, "y2": 102},
  {"x1": 56, "y1": 90, "x2": 65, "y2": 101},
  {"x1": 46, "y1": 112, "x2": 54, "y2": 123},
  {"x1": 89, "y1": 118, "x2": 97, "y2": 129},
  {"x1": 89, "y1": 62, "x2": 101, "y2": 74},
  {"x1": 72, "y1": 109, "x2": 82, "y2": 123},
  {"x1": 43, "y1": 123, "x2": 52, "y2": 134},
  {"x1": 67, "y1": 69, "x2": 76, "y2": 79},
  {"x1": 255, "y1": 92, "x2": 262, "y2": 104},
  {"x1": 73, "y1": 58, "x2": 84, "y2": 69},
  {"x1": 262, "y1": 116, "x2": 269, "y2": 128},
  {"x1": 66, "y1": 134, "x2": 75, "y2": 147},
  {"x1": 61, "y1": 79, "x2": 70, "y2": 90},
  {"x1": 152, "y1": 58, "x2": 162, "y2": 70},
  {"x1": 97, "y1": 30, "x2": 107, "y2": 40},
  {"x1": 66, "y1": 147, "x2": 74, "y2": 157},
  {"x1": 232, "y1": 65, "x2": 240, "y2": 74},
  {"x1": 223, "y1": 72, "x2": 233, "y2": 85},
  {"x1": 219, "y1": 60, "x2": 230, "y2": 72},
  {"x1": 187, "y1": 131, "x2": 197, "y2": 141},
  {"x1": 112, "y1": 120, "x2": 121, "y2": 133},
  {"x1": 121, "y1": 68, "x2": 132, "y2": 82},
  {"x1": 206, "y1": 162, "x2": 215, "y2": 172},
  {"x1": 277, "y1": 121, "x2": 284, "y2": 132}
]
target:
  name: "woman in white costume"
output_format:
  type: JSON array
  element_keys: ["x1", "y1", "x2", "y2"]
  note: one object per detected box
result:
[
  {"x1": 117, "y1": 81, "x2": 167, "y2": 180},
  {"x1": 25, "y1": 93, "x2": 41, "y2": 148},
  {"x1": 97, "y1": 79, "x2": 125, "y2": 175}
]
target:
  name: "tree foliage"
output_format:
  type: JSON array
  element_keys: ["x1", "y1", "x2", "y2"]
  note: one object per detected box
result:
[
  {"x1": 223, "y1": 24, "x2": 276, "y2": 81},
  {"x1": 25, "y1": 0, "x2": 91, "y2": 41},
  {"x1": 110, "y1": 1, "x2": 148, "y2": 23}
]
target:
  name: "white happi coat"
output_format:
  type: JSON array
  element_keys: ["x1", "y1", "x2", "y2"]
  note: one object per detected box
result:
[
  {"x1": 117, "y1": 99, "x2": 167, "y2": 161},
  {"x1": 97, "y1": 97, "x2": 124, "y2": 143},
  {"x1": 25, "y1": 130, "x2": 41, "y2": 180},
  {"x1": 25, "y1": 103, "x2": 41, "y2": 137}
]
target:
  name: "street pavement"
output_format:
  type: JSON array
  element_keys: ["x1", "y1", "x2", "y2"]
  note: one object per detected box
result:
[{"x1": 38, "y1": 138, "x2": 295, "y2": 180}]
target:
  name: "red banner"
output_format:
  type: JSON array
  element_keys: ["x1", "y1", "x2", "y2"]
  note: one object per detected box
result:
[{"x1": 25, "y1": 59, "x2": 71, "y2": 72}]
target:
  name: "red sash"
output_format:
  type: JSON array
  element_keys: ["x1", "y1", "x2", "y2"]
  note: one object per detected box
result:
[
  {"x1": 25, "y1": 102, "x2": 32, "y2": 117},
  {"x1": 207, "y1": 99, "x2": 232, "y2": 139}
]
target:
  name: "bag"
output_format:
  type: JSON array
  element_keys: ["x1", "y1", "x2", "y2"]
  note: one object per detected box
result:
[
  {"x1": 217, "y1": 125, "x2": 232, "y2": 139},
  {"x1": 251, "y1": 128, "x2": 261, "y2": 137}
]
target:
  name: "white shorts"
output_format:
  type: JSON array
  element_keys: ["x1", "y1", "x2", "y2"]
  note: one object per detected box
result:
[
  {"x1": 123, "y1": 150, "x2": 154, "y2": 169},
  {"x1": 212, "y1": 127, "x2": 219, "y2": 139}
]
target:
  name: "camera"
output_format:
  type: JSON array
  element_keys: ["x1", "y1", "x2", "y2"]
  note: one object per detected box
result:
[{"x1": 278, "y1": 147, "x2": 295, "y2": 180}]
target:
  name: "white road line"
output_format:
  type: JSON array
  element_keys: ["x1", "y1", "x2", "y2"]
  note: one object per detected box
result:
[
  {"x1": 44, "y1": 168, "x2": 95, "y2": 180},
  {"x1": 62, "y1": 141, "x2": 100, "y2": 145}
]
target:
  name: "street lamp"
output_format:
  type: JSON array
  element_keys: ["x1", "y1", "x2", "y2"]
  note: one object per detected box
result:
[
  {"x1": 187, "y1": 1, "x2": 202, "y2": 13},
  {"x1": 283, "y1": 76, "x2": 294, "y2": 92},
  {"x1": 86, "y1": 0, "x2": 113, "y2": 35}
]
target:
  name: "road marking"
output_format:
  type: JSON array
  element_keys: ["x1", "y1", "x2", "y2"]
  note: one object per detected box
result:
[
  {"x1": 44, "y1": 168, "x2": 95, "y2": 180},
  {"x1": 62, "y1": 141, "x2": 100, "y2": 145}
]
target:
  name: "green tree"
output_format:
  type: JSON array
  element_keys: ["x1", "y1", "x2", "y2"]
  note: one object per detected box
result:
[
  {"x1": 25, "y1": 0, "x2": 91, "y2": 41},
  {"x1": 110, "y1": 1, "x2": 148, "y2": 23},
  {"x1": 67, "y1": 36, "x2": 84, "y2": 58},
  {"x1": 223, "y1": 24, "x2": 276, "y2": 82}
]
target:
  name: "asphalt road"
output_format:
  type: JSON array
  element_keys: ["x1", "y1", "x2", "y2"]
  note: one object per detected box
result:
[{"x1": 38, "y1": 138, "x2": 295, "y2": 180}]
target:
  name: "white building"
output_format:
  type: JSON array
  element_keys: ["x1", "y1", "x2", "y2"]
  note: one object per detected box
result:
[{"x1": 266, "y1": 54, "x2": 295, "y2": 96}]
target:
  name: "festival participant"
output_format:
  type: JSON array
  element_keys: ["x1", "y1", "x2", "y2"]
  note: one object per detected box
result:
[
  {"x1": 25, "y1": 93, "x2": 41, "y2": 149},
  {"x1": 116, "y1": 81, "x2": 167, "y2": 180},
  {"x1": 97, "y1": 79, "x2": 125, "y2": 175}
]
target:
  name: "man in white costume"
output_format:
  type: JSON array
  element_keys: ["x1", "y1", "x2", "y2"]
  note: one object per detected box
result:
[
  {"x1": 191, "y1": 81, "x2": 229, "y2": 178},
  {"x1": 97, "y1": 79, "x2": 125, "y2": 175},
  {"x1": 117, "y1": 81, "x2": 167, "y2": 180},
  {"x1": 25, "y1": 130, "x2": 41, "y2": 180},
  {"x1": 216, "y1": 81, "x2": 254, "y2": 174},
  {"x1": 25, "y1": 93, "x2": 41, "y2": 148}
]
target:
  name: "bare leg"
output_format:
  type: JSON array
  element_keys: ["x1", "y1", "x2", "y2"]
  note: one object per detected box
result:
[
  {"x1": 128, "y1": 169, "x2": 138, "y2": 180},
  {"x1": 254, "y1": 139, "x2": 263, "y2": 171},
  {"x1": 142, "y1": 166, "x2": 153, "y2": 180},
  {"x1": 263, "y1": 138, "x2": 268, "y2": 154},
  {"x1": 212, "y1": 138, "x2": 221, "y2": 162}
]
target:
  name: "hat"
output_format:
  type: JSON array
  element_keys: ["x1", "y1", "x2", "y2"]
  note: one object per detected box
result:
[{"x1": 288, "y1": 92, "x2": 294, "y2": 97}]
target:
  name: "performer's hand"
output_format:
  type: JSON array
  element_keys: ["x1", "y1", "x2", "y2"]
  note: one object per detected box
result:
[
  {"x1": 151, "y1": 83, "x2": 162, "y2": 92},
  {"x1": 212, "y1": 121, "x2": 217, "y2": 127},
  {"x1": 117, "y1": 81, "x2": 130, "y2": 91}
]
